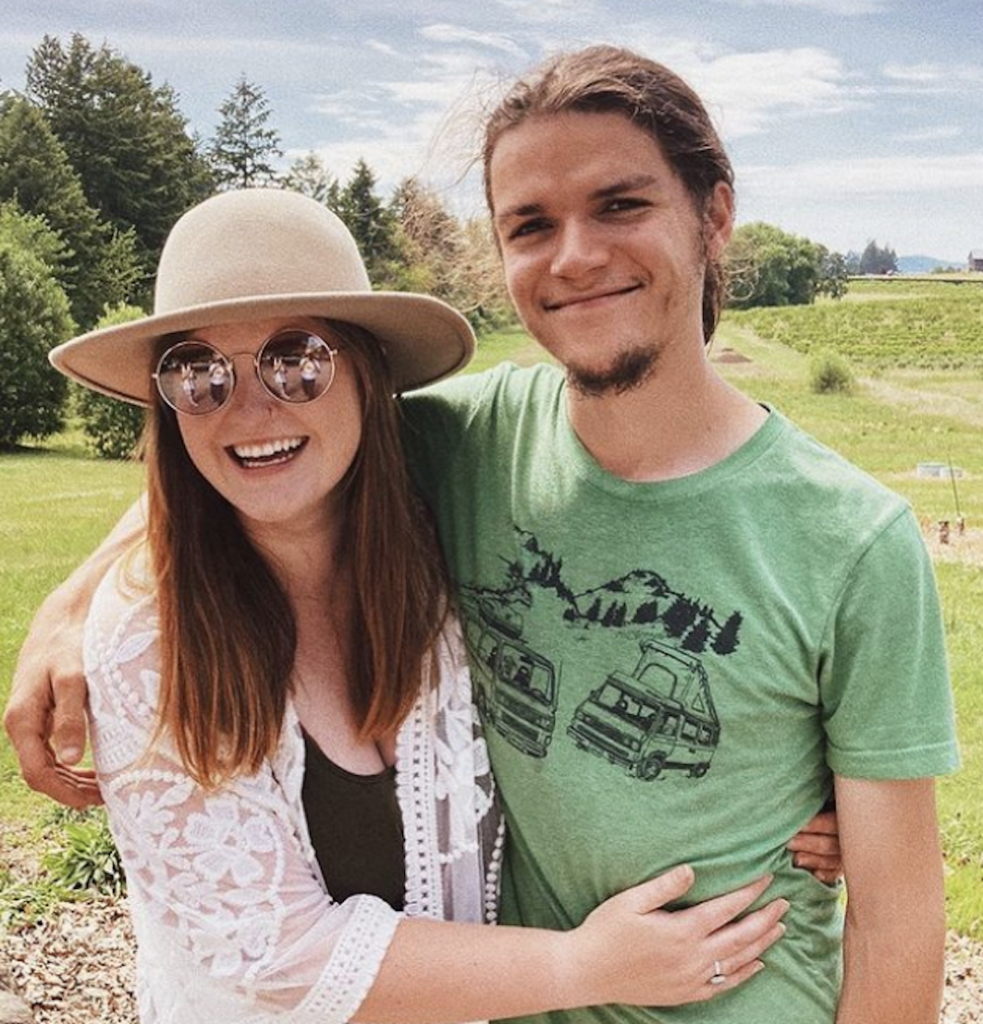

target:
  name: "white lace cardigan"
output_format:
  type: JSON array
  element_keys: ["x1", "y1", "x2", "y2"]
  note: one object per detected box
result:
[{"x1": 83, "y1": 557, "x2": 504, "y2": 1023}]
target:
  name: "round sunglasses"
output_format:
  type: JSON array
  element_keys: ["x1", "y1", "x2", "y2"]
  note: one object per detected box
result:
[{"x1": 153, "y1": 330, "x2": 339, "y2": 415}]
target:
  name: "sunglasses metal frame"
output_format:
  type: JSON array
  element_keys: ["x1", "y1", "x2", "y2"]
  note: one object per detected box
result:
[{"x1": 152, "y1": 330, "x2": 340, "y2": 415}]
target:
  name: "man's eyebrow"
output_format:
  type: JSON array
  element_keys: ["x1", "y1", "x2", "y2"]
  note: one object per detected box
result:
[
  {"x1": 495, "y1": 174, "x2": 661, "y2": 222},
  {"x1": 590, "y1": 174, "x2": 659, "y2": 200},
  {"x1": 494, "y1": 201, "x2": 544, "y2": 223}
]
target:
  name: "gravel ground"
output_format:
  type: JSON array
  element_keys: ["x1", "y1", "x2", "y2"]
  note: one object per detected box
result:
[{"x1": 1, "y1": 822, "x2": 981, "y2": 1023}]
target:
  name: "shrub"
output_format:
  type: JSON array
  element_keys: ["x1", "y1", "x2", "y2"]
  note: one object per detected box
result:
[
  {"x1": 0, "y1": 872, "x2": 75, "y2": 931},
  {"x1": 42, "y1": 810, "x2": 126, "y2": 899},
  {"x1": 809, "y1": 348, "x2": 854, "y2": 395},
  {"x1": 75, "y1": 303, "x2": 147, "y2": 459}
]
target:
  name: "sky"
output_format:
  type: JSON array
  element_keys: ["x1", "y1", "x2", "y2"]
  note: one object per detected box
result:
[{"x1": 2, "y1": 0, "x2": 981, "y2": 264}]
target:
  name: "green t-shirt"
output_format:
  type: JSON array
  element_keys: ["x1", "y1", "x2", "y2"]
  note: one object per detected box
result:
[{"x1": 401, "y1": 363, "x2": 958, "y2": 1024}]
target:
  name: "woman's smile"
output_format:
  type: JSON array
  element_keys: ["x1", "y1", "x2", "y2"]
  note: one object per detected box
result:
[{"x1": 228, "y1": 436, "x2": 309, "y2": 469}]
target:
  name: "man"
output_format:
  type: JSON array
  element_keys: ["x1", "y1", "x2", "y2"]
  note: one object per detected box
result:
[
  {"x1": 6, "y1": 44, "x2": 955, "y2": 1024},
  {"x1": 399, "y1": 46, "x2": 956, "y2": 1024}
]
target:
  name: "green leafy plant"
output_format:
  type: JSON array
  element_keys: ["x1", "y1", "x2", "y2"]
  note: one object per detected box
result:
[
  {"x1": 42, "y1": 811, "x2": 126, "y2": 898},
  {"x1": 74, "y1": 303, "x2": 147, "y2": 459},
  {"x1": 809, "y1": 348, "x2": 855, "y2": 395},
  {"x1": 0, "y1": 871, "x2": 76, "y2": 931}
]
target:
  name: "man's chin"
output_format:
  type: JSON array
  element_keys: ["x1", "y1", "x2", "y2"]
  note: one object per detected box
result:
[{"x1": 566, "y1": 347, "x2": 657, "y2": 398}]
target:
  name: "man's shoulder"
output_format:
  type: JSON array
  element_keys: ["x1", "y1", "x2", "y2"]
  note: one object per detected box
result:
[
  {"x1": 773, "y1": 413, "x2": 908, "y2": 514},
  {"x1": 402, "y1": 361, "x2": 562, "y2": 431}
]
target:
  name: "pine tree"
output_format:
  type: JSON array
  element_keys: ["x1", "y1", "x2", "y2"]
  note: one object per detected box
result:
[
  {"x1": 26, "y1": 33, "x2": 213, "y2": 276},
  {"x1": 661, "y1": 596, "x2": 697, "y2": 638},
  {"x1": 0, "y1": 95, "x2": 141, "y2": 329},
  {"x1": 334, "y1": 160, "x2": 403, "y2": 285},
  {"x1": 712, "y1": 612, "x2": 743, "y2": 655},
  {"x1": 283, "y1": 151, "x2": 339, "y2": 206},
  {"x1": 209, "y1": 75, "x2": 283, "y2": 190}
]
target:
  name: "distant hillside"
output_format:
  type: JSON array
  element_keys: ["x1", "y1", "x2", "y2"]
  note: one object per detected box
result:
[{"x1": 897, "y1": 254, "x2": 962, "y2": 274}]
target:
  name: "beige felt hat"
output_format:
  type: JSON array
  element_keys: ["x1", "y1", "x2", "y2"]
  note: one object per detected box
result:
[{"x1": 49, "y1": 188, "x2": 475, "y2": 403}]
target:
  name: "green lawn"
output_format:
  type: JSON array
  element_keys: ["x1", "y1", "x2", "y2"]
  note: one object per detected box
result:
[
  {"x1": 2, "y1": 306, "x2": 981, "y2": 935},
  {"x1": 0, "y1": 439, "x2": 144, "y2": 820}
]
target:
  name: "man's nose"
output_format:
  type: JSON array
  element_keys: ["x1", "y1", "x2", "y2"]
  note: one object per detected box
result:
[{"x1": 550, "y1": 220, "x2": 607, "y2": 278}]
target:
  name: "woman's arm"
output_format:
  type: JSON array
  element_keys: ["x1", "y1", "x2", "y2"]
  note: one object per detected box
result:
[
  {"x1": 87, "y1": 567, "x2": 788, "y2": 1023},
  {"x1": 358, "y1": 869, "x2": 786, "y2": 1022}
]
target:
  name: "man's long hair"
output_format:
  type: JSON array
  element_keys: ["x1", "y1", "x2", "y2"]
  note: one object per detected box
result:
[
  {"x1": 481, "y1": 44, "x2": 735, "y2": 345},
  {"x1": 144, "y1": 320, "x2": 448, "y2": 788}
]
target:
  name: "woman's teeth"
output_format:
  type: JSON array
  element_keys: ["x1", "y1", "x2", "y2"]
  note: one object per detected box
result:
[{"x1": 232, "y1": 437, "x2": 306, "y2": 466}]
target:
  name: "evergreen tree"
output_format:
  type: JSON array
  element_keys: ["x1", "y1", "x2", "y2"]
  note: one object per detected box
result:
[
  {"x1": 662, "y1": 596, "x2": 698, "y2": 638},
  {"x1": 209, "y1": 76, "x2": 283, "y2": 189},
  {"x1": 712, "y1": 612, "x2": 743, "y2": 655},
  {"x1": 25, "y1": 33, "x2": 213, "y2": 278},
  {"x1": 0, "y1": 204, "x2": 73, "y2": 445},
  {"x1": 634, "y1": 600, "x2": 660, "y2": 625},
  {"x1": 335, "y1": 159, "x2": 402, "y2": 285},
  {"x1": 0, "y1": 94, "x2": 141, "y2": 329},
  {"x1": 858, "y1": 239, "x2": 898, "y2": 275},
  {"x1": 682, "y1": 615, "x2": 711, "y2": 654},
  {"x1": 283, "y1": 151, "x2": 340, "y2": 206}
]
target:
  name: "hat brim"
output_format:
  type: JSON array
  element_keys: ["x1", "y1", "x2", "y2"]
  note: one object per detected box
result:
[{"x1": 49, "y1": 290, "x2": 475, "y2": 405}]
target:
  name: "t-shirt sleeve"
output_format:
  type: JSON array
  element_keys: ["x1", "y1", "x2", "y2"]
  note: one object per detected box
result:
[
  {"x1": 399, "y1": 368, "x2": 499, "y2": 508},
  {"x1": 820, "y1": 506, "x2": 959, "y2": 779}
]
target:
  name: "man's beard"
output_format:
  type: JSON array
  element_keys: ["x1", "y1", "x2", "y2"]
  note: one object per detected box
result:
[{"x1": 566, "y1": 345, "x2": 658, "y2": 398}]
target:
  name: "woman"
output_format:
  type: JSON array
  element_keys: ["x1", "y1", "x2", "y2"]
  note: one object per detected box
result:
[{"x1": 46, "y1": 188, "x2": 793, "y2": 1023}]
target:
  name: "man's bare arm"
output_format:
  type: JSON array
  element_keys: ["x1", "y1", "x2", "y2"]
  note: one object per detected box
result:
[
  {"x1": 834, "y1": 775, "x2": 946, "y2": 1024},
  {"x1": 4, "y1": 499, "x2": 147, "y2": 808}
]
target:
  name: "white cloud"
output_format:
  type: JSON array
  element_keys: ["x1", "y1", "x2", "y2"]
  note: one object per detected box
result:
[
  {"x1": 891, "y1": 125, "x2": 963, "y2": 144},
  {"x1": 740, "y1": 152, "x2": 983, "y2": 197},
  {"x1": 672, "y1": 46, "x2": 853, "y2": 137},
  {"x1": 419, "y1": 22, "x2": 527, "y2": 58},
  {"x1": 491, "y1": 0, "x2": 602, "y2": 25},
  {"x1": 882, "y1": 61, "x2": 983, "y2": 85},
  {"x1": 366, "y1": 39, "x2": 398, "y2": 58},
  {"x1": 720, "y1": 0, "x2": 885, "y2": 14}
]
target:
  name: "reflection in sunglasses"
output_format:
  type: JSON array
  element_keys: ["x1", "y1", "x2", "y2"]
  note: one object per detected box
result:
[{"x1": 154, "y1": 331, "x2": 338, "y2": 415}]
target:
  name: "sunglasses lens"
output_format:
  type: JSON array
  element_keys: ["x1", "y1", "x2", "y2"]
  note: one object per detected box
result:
[
  {"x1": 156, "y1": 342, "x2": 231, "y2": 414},
  {"x1": 258, "y1": 331, "x2": 336, "y2": 403}
]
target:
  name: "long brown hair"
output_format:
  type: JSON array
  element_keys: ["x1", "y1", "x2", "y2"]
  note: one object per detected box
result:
[
  {"x1": 144, "y1": 320, "x2": 448, "y2": 788},
  {"x1": 481, "y1": 45, "x2": 735, "y2": 344}
]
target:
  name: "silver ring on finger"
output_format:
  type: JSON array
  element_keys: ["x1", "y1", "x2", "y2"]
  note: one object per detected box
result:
[{"x1": 710, "y1": 960, "x2": 727, "y2": 985}]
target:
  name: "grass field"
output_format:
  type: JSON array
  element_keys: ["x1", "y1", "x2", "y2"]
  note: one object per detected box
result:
[
  {"x1": 1, "y1": 283, "x2": 981, "y2": 937},
  {"x1": 728, "y1": 278, "x2": 983, "y2": 370}
]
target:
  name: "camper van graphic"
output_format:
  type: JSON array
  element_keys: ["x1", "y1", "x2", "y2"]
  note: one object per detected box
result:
[
  {"x1": 465, "y1": 598, "x2": 559, "y2": 758},
  {"x1": 567, "y1": 640, "x2": 720, "y2": 781}
]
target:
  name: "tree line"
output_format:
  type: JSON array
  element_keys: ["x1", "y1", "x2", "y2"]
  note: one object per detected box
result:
[
  {"x1": 0, "y1": 33, "x2": 512, "y2": 450},
  {"x1": 1, "y1": 33, "x2": 866, "y2": 452}
]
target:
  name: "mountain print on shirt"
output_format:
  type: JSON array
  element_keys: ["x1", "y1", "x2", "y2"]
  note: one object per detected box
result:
[{"x1": 460, "y1": 528, "x2": 743, "y2": 782}]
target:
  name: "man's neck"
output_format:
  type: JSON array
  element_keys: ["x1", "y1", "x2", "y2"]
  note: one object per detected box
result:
[{"x1": 564, "y1": 357, "x2": 767, "y2": 483}]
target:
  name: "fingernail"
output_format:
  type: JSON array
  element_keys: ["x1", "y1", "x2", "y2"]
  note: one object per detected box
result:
[{"x1": 59, "y1": 746, "x2": 82, "y2": 765}]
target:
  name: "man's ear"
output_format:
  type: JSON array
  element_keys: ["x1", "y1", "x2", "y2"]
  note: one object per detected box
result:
[{"x1": 704, "y1": 181, "x2": 735, "y2": 260}]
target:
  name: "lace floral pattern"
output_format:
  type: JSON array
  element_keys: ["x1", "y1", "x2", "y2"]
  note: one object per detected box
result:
[{"x1": 84, "y1": 558, "x2": 504, "y2": 1023}]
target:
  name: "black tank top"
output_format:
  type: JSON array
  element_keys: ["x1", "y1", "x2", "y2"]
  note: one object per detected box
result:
[{"x1": 300, "y1": 730, "x2": 406, "y2": 910}]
